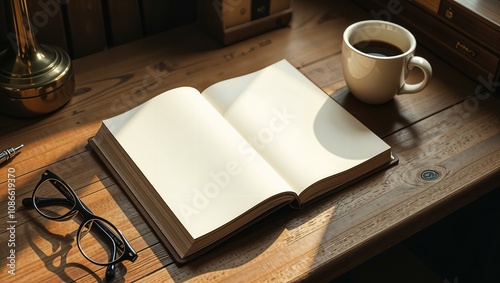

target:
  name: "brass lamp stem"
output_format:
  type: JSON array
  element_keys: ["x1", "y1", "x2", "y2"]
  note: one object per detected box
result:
[
  {"x1": 11, "y1": 0, "x2": 39, "y2": 57},
  {"x1": 0, "y1": 0, "x2": 75, "y2": 118}
]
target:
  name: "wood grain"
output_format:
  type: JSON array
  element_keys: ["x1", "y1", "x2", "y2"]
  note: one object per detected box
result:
[{"x1": 1, "y1": 0, "x2": 499, "y2": 282}]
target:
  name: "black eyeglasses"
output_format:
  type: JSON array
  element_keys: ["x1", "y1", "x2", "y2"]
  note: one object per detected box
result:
[{"x1": 22, "y1": 170, "x2": 138, "y2": 280}]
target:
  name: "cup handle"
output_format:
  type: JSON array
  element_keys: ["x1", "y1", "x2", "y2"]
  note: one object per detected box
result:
[{"x1": 400, "y1": 56, "x2": 432, "y2": 94}]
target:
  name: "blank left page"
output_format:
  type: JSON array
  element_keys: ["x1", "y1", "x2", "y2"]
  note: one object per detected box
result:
[{"x1": 103, "y1": 87, "x2": 292, "y2": 239}]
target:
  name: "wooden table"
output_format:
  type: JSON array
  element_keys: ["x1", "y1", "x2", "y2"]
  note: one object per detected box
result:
[{"x1": 1, "y1": 0, "x2": 499, "y2": 282}]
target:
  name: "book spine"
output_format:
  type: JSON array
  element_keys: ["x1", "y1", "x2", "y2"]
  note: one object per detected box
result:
[
  {"x1": 0, "y1": 2, "x2": 9, "y2": 48},
  {"x1": 103, "y1": 0, "x2": 143, "y2": 46},
  {"x1": 221, "y1": 0, "x2": 251, "y2": 29},
  {"x1": 64, "y1": 0, "x2": 107, "y2": 58},
  {"x1": 27, "y1": 0, "x2": 69, "y2": 51},
  {"x1": 140, "y1": 0, "x2": 197, "y2": 35}
]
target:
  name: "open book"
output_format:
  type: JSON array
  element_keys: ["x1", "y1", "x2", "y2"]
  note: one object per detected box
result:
[{"x1": 89, "y1": 59, "x2": 395, "y2": 263}]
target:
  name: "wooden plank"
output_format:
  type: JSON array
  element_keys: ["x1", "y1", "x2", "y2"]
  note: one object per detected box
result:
[{"x1": 78, "y1": 242, "x2": 172, "y2": 283}]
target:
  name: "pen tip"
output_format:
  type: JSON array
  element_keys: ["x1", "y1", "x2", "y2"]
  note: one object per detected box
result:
[{"x1": 15, "y1": 144, "x2": 24, "y2": 151}]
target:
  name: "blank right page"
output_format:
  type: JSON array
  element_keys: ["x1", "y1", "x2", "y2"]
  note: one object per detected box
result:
[{"x1": 203, "y1": 59, "x2": 391, "y2": 194}]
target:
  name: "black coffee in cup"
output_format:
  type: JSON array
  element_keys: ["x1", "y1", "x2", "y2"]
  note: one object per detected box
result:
[
  {"x1": 353, "y1": 40, "x2": 404, "y2": 57},
  {"x1": 342, "y1": 20, "x2": 432, "y2": 104}
]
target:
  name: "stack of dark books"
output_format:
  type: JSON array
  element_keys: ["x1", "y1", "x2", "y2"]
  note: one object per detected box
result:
[
  {"x1": 355, "y1": 0, "x2": 499, "y2": 95},
  {"x1": 1, "y1": 0, "x2": 197, "y2": 59}
]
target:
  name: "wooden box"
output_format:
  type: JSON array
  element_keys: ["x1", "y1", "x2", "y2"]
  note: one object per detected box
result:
[{"x1": 197, "y1": 0, "x2": 292, "y2": 45}]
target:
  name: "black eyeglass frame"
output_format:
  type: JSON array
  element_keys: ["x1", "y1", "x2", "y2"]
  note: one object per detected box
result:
[{"x1": 23, "y1": 170, "x2": 138, "y2": 268}]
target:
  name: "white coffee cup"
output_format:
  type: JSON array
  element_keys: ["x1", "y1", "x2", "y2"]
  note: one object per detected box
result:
[{"x1": 342, "y1": 20, "x2": 432, "y2": 104}]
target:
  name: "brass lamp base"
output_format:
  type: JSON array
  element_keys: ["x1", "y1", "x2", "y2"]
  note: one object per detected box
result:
[{"x1": 0, "y1": 44, "x2": 74, "y2": 118}]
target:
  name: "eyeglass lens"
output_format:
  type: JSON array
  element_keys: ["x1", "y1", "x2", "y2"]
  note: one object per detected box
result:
[
  {"x1": 79, "y1": 218, "x2": 125, "y2": 265},
  {"x1": 34, "y1": 178, "x2": 76, "y2": 219}
]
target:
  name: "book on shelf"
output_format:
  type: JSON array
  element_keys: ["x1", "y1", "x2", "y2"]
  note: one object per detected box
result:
[{"x1": 88, "y1": 59, "x2": 396, "y2": 263}]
